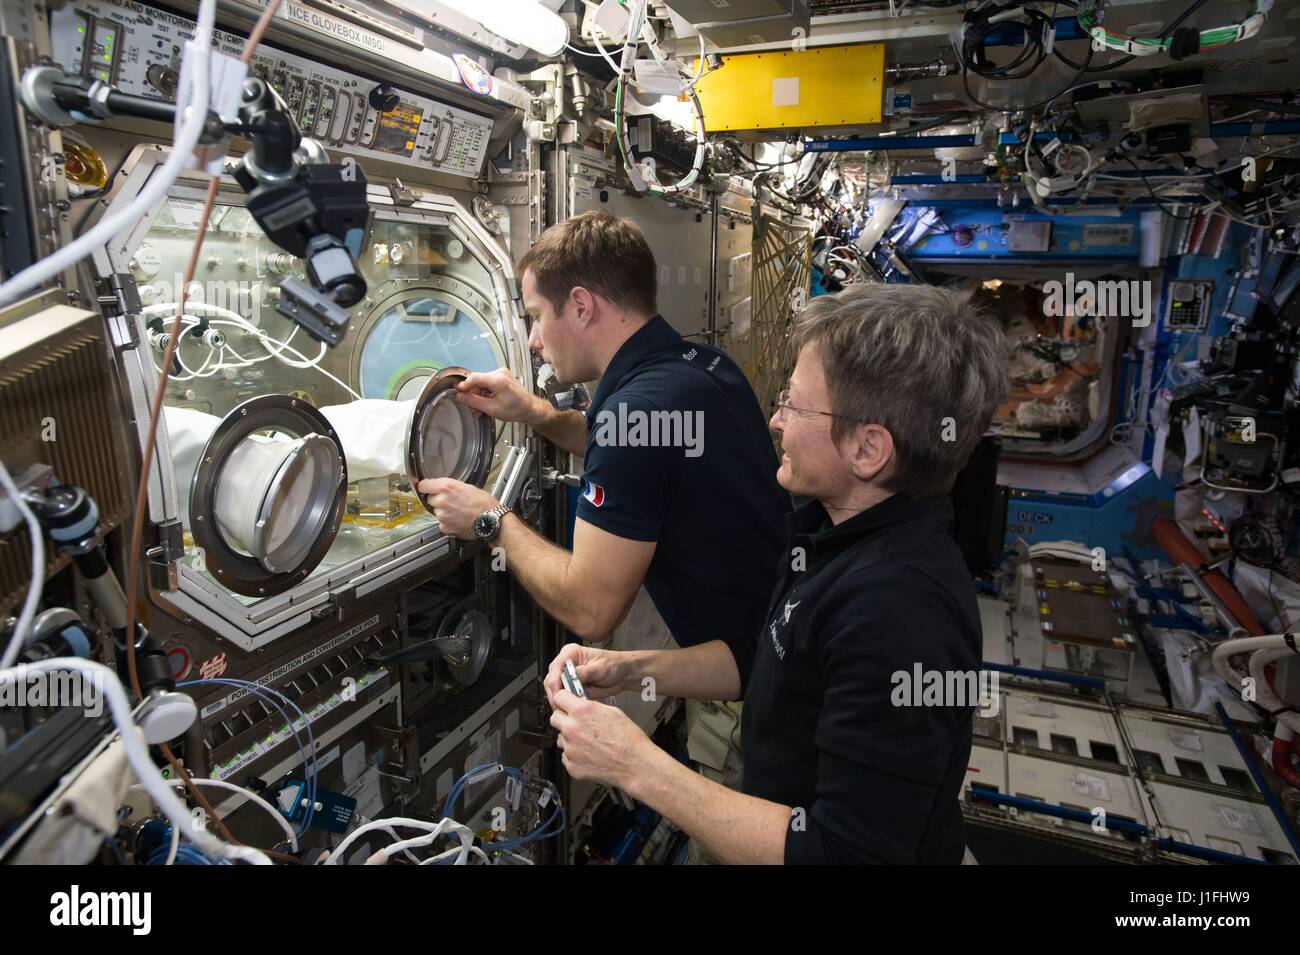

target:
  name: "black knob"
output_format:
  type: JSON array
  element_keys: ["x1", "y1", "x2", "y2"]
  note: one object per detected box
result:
[{"x1": 368, "y1": 84, "x2": 399, "y2": 113}]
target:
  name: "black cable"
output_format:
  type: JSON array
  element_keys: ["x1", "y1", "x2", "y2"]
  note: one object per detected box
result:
[
  {"x1": 881, "y1": 112, "x2": 970, "y2": 136},
  {"x1": 1213, "y1": 94, "x2": 1300, "y2": 118},
  {"x1": 1051, "y1": 0, "x2": 1094, "y2": 72},
  {"x1": 961, "y1": 40, "x2": 1093, "y2": 113},
  {"x1": 724, "y1": 142, "x2": 803, "y2": 169},
  {"x1": 752, "y1": 172, "x2": 802, "y2": 214},
  {"x1": 961, "y1": 3, "x2": 1055, "y2": 81},
  {"x1": 1035, "y1": 0, "x2": 1098, "y2": 72},
  {"x1": 951, "y1": 0, "x2": 1107, "y2": 113},
  {"x1": 1120, "y1": 154, "x2": 1198, "y2": 219},
  {"x1": 1084, "y1": 0, "x2": 1214, "y2": 72}
]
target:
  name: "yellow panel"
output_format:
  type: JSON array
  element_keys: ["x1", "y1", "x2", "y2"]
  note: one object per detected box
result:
[{"x1": 692, "y1": 44, "x2": 885, "y2": 132}]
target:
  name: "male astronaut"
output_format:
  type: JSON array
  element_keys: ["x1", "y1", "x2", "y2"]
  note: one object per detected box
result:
[
  {"x1": 417, "y1": 212, "x2": 788, "y2": 798},
  {"x1": 544, "y1": 283, "x2": 1012, "y2": 864}
]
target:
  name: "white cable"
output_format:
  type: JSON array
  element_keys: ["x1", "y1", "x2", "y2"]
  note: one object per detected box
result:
[
  {"x1": 129, "y1": 777, "x2": 300, "y2": 852},
  {"x1": 0, "y1": 457, "x2": 45, "y2": 669},
  {"x1": 1211, "y1": 632, "x2": 1294, "y2": 705},
  {"x1": 613, "y1": 0, "x2": 650, "y2": 192},
  {"x1": 144, "y1": 303, "x2": 309, "y2": 364},
  {"x1": 371, "y1": 824, "x2": 426, "y2": 864},
  {"x1": 689, "y1": 33, "x2": 706, "y2": 87},
  {"x1": 325, "y1": 817, "x2": 433, "y2": 863},
  {"x1": 326, "y1": 816, "x2": 470, "y2": 864},
  {"x1": 0, "y1": 658, "x2": 270, "y2": 864},
  {"x1": 416, "y1": 844, "x2": 491, "y2": 863},
  {"x1": 1247, "y1": 646, "x2": 1300, "y2": 736},
  {"x1": 0, "y1": 0, "x2": 218, "y2": 307},
  {"x1": 164, "y1": 819, "x2": 180, "y2": 865},
  {"x1": 168, "y1": 324, "x2": 225, "y2": 380},
  {"x1": 590, "y1": 24, "x2": 623, "y2": 73},
  {"x1": 204, "y1": 321, "x2": 356, "y2": 396},
  {"x1": 1026, "y1": 540, "x2": 1097, "y2": 563},
  {"x1": 259, "y1": 322, "x2": 301, "y2": 362},
  {"x1": 150, "y1": 314, "x2": 265, "y2": 379},
  {"x1": 381, "y1": 821, "x2": 473, "y2": 865},
  {"x1": 418, "y1": 841, "x2": 476, "y2": 865},
  {"x1": 565, "y1": 42, "x2": 610, "y2": 58},
  {"x1": 613, "y1": 0, "x2": 705, "y2": 196},
  {"x1": 142, "y1": 303, "x2": 362, "y2": 399},
  {"x1": 371, "y1": 818, "x2": 474, "y2": 864},
  {"x1": 221, "y1": 341, "x2": 256, "y2": 365}
]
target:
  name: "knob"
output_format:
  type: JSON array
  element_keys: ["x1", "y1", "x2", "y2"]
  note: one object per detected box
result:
[{"x1": 368, "y1": 84, "x2": 399, "y2": 112}]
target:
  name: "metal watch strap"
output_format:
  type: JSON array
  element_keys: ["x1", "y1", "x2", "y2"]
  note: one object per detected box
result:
[{"x1": 483, "y1": 502, "x2": 511, "y2": 540}]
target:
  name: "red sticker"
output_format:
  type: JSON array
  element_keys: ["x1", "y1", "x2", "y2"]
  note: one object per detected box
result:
[{"x1": 198, "y1": 653, "x2": 228, "y2": 680}]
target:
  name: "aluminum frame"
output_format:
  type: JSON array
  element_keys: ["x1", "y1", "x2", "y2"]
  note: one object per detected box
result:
[{"x1": 90, "y1": 146, "x2": 535, "y2": 647}]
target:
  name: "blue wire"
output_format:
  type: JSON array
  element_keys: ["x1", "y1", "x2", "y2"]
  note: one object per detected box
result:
[
  {"x1": 442, "y1": 763, "x2": 524, "y2": 820},
  {"x1": 427, "y1": 806, "x2": 567, "y2": 863},
  {"x1": 437, "y1": 763, "x2": 565, "y2": 862},
  {"x1": 179, "y1": 677, "x2": 319, "y2": 835},
  {"x1": 487, "y1": 805, "x2": 567, "y2": 854},
  {"x1": 199, "y1": 677, "x2": 319, "y2": 833},
  {"x1": 144, "y1": 839, "x2": 229, "y2": 865},
  {"x1": 179, "y1": 677, "x2": 317, "y2": 832}
]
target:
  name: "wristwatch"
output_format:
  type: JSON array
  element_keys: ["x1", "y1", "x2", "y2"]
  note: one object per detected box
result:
[{"x1": 473, "y1": 503, "x2": 511, "y2": 542}]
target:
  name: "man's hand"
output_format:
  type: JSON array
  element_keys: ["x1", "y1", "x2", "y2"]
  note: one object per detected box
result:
[
  {"x1": 550, "y1": 689, "x2": 651, "y2": 790},
  {"x1": 543, "y1": 644, "x2": 632, "y2": 705},
  {"x1": 417, "y1": 477, "x2": 498, "y2": 540},
  {"x1": 456, "y1": 368, "x2": 545, "y2": 425}
]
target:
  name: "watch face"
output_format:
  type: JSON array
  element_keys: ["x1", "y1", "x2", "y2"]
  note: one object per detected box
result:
[{"x1": 474, "y1": 512, "x2": 498, "y2": 541}]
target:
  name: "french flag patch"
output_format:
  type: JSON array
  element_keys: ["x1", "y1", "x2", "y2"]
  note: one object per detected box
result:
[{"x1": 581, "y1": 479, "x2": 605, "y2": 507}]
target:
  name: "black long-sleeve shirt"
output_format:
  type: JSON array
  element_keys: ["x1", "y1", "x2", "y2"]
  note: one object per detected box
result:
[{"x1": 736, "y1": 493, "x2": 981, "y2": 864}]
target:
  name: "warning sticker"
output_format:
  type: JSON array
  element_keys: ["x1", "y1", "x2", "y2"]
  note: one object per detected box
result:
[
  {"x1": 1216, "y1": 804, "x2": 1263, "y2": 835},
  {"x1": 1072, "y1": 771, "x2": 1112, "y2": 803},
  {"x1": 198, "y1": 653, "x2": 228, "y2": 680},
  {"x1": 166, "y1": 198, "x2": 209, "y2": 231}
]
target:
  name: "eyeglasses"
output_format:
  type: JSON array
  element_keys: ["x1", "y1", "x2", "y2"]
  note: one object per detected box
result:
[{"x1": 774, "y1": 389, "x2": 865, "y2": 423}]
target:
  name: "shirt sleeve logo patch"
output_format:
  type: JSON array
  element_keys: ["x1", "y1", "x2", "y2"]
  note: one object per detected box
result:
[{"x1": 581, "y1": 479, "x2": 605, "y2": 507}]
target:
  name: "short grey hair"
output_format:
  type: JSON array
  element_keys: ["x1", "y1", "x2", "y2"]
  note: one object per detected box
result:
[{"x1": 790, "y1": 283, "x2": 1011, "y2": 498}]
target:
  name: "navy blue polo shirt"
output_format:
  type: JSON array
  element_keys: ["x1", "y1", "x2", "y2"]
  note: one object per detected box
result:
[{"x1": 578, "y1": 316, "x2": 788, "y2": 657}]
